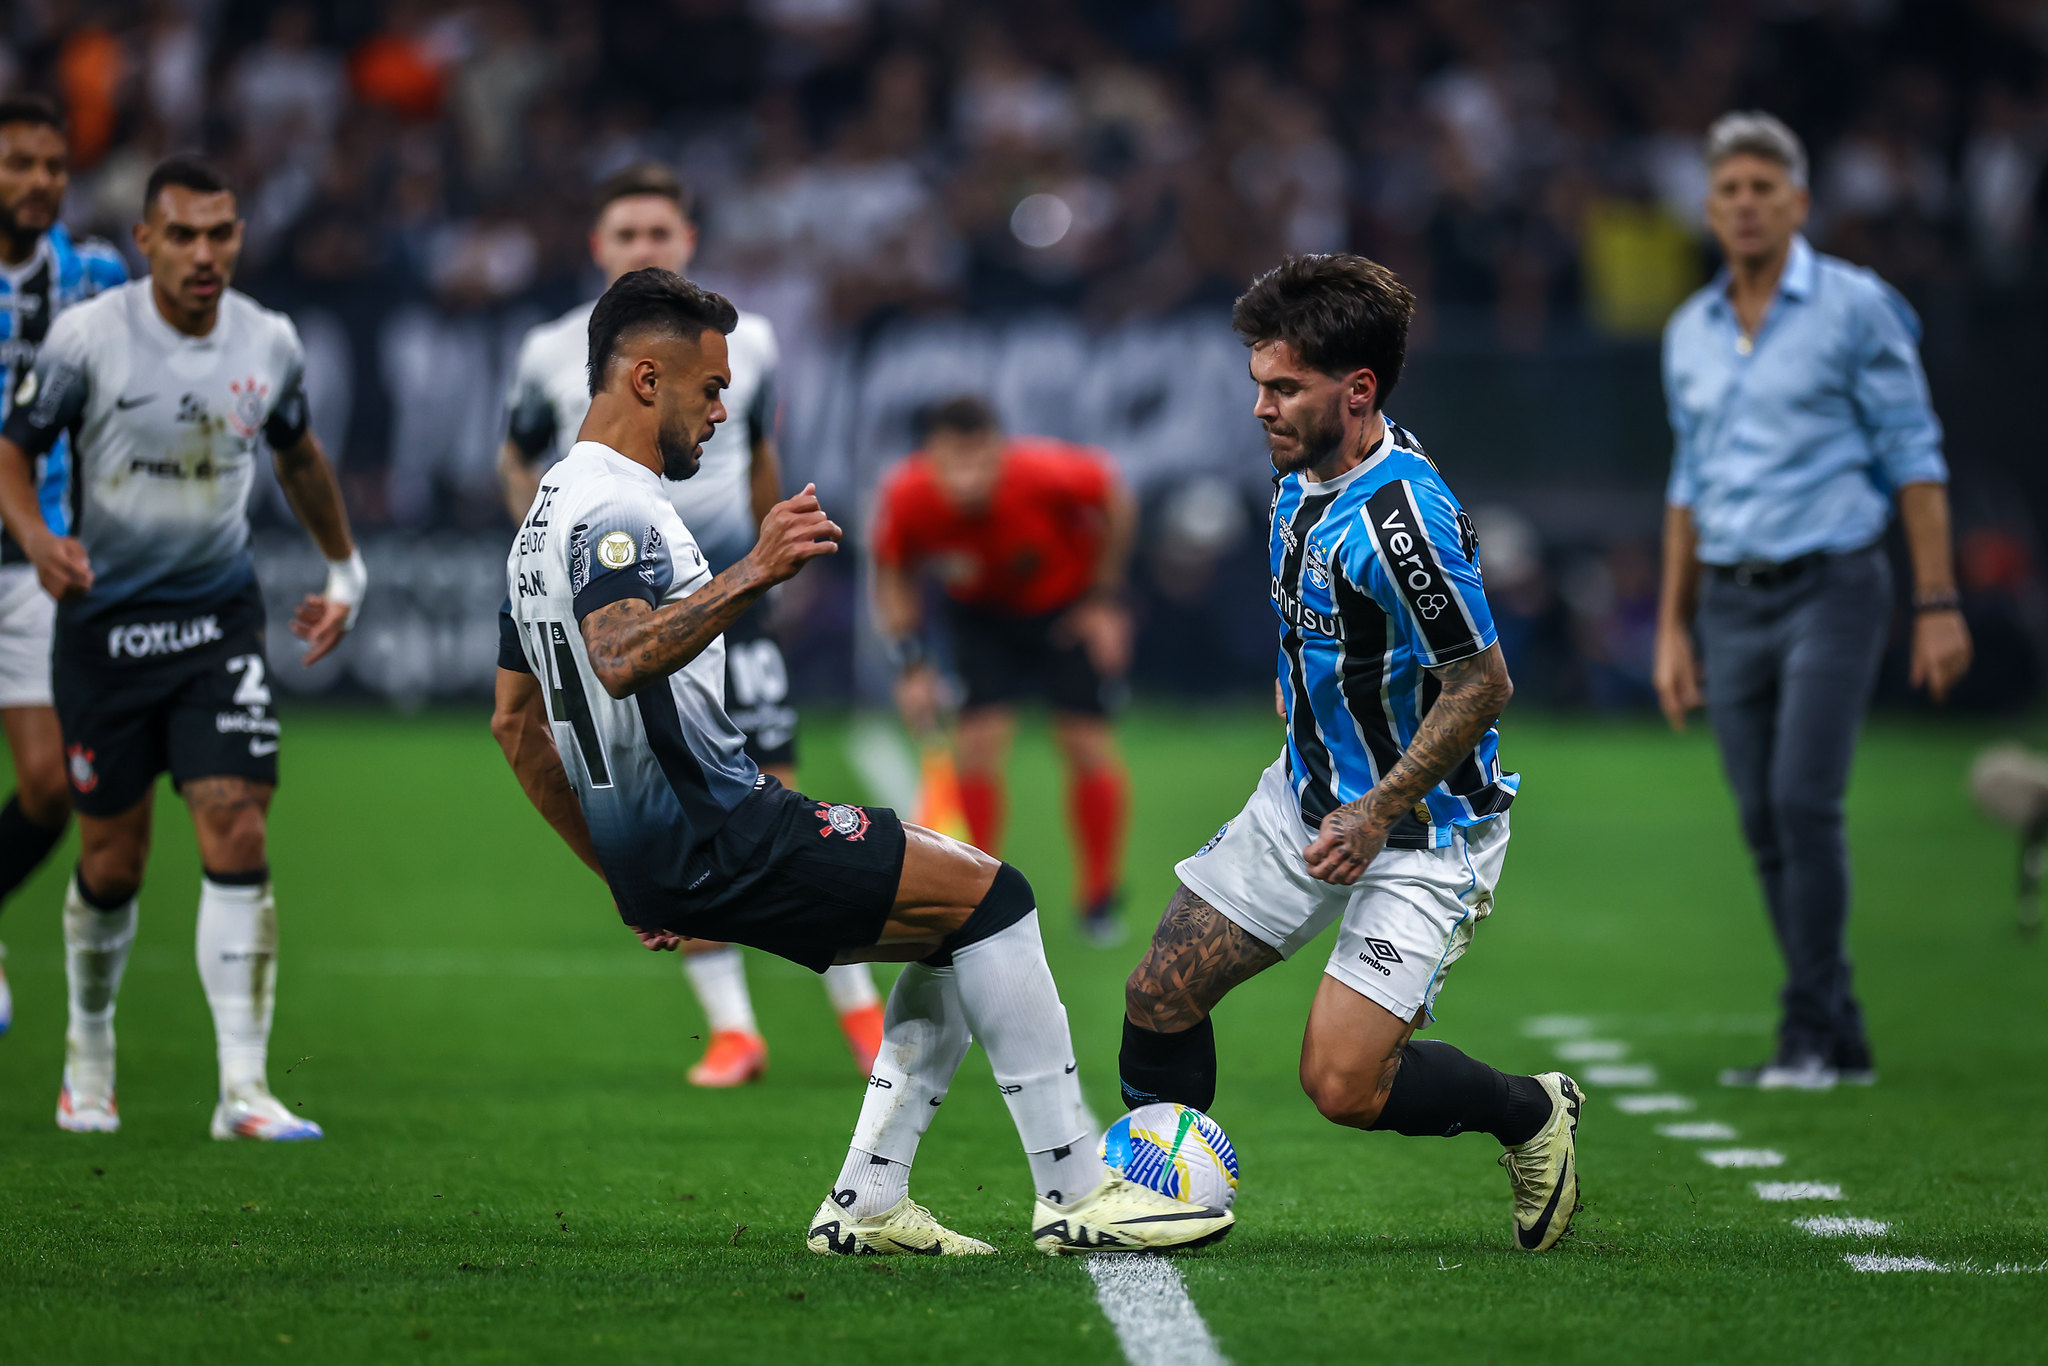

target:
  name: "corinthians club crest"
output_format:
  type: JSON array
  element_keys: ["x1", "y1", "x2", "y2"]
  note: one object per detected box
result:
[
  {"x1": 816, "y1": 802, "x2": 870, "y2": 841},
  {"x1": 227, "y1": 377, "x2": 270, "y2": 440}
]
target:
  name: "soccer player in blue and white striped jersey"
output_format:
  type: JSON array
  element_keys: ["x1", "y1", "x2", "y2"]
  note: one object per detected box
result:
[
  {"x1": 1118, "y1": 255, "x2": 1584, "y2": 1252},
  {"x1": 0, "y1": 94, "x2": 125, "y2": 1036}
]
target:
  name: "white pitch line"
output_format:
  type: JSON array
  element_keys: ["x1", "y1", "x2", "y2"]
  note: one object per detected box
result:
[
  {"x1": 1755, "y1": 1182, "x2": 1842, "y2": 1202},
  {"x1": 1844, "y1": 1254, "x2": 1949, "y2": 1273},
  {"x1": 1657, "y1": 1121, "x2": 1738, "y2": 1141},
  {"x1": 1583, "y1": 1063, "x2": 1657, "y2": 1087},
  {"x1": 1796, "y1": 1216, "x2": 1890, "y2": 1238},
  {"x1": 1554, "y1": 1039, "x2": 1628, "y2": 1061},
  {"x1": 1087, "y1": 1257, "x2": 1229, "y2": 1366},
  {"x1": 1615, "y1": 1093, "x2": 1694, "y2": 1114},
  {"x1": 1701, "y1": 1148, "x2": 1785, "y2": 1169},
  {"x1": 1521, "y1": 1015, "x2": 1595, "y2": 1038}
]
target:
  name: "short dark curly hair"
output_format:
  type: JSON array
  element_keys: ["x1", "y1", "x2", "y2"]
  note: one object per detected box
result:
[
  {"x1": 586, "y1": 267, "x2": 737, "y2": 397},
  {"x1": 1231, "y1": 254, "x2": 1417, "y2": 404}
]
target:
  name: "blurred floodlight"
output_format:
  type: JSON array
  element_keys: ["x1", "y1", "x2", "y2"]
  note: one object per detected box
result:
[{"x1": 1011, "y1": 193, "x2": 1075, "y2": 249}]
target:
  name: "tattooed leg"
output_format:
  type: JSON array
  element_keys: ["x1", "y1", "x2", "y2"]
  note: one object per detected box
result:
[{"x1": 1119, "y1": 884, "x2": 1280, "y2": 1110}]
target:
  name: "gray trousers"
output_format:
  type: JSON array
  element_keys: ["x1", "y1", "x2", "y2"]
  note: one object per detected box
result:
[{"x1": 1697, "y1": 545, "x2": 1891, "y2": 1061}]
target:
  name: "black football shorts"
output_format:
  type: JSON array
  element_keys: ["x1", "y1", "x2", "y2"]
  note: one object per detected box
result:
[
  {"x1": 53, "y1": 579, "x2": 281, "y2": 817},
  {"x1": 653, "y1": 776, "x2": 906, "y2": 973},
  {"x1": 945, "y1": 599, "x2": 1117, "y2": 717}
]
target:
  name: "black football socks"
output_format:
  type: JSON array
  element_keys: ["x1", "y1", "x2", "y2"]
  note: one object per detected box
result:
[
  {"x1": 1119, "y1": 1016, "x2": 1217, "y2": 1111},
  {"x1": 0, "y1": 794, "x2": 66, "y2": 909},
  {"x1": 1369, "y1": 1039, "x2": 1553, "y2": 1145}
]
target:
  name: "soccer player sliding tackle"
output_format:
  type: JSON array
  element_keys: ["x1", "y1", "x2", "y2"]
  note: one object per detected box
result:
[
  {"x1": 1117, "y1": 255, "x2": 1583, "y2": 1251},
  {"x1": 493, "y1": 267, "x2": 1230, "y2": 1255}
]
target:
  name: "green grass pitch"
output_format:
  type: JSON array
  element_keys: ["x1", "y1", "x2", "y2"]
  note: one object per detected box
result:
[{"x1": 1, "y1": 706, "x2": 2043, "y2": 1364}]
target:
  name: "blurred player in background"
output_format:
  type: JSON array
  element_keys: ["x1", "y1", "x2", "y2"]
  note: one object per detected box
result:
[
  {"x1": 496, "y1": 163, "x2": 879, "y2": 1087},
  {"x1": 872, "y1": 397, "x2": 1137, "y2": 945},
  {"x1": 1653, "y1": 113, "x2": 1971, "y2": 1090},
  {"x1": 1118, "y1": 256, "x2": 1583, "y2": 1253},
  {"x1": 0, "y1": 156, "x2": 364, "y2": 1138},
  {"x1": 0, "y1": 95, "x2": 126, "y2": 1038}
]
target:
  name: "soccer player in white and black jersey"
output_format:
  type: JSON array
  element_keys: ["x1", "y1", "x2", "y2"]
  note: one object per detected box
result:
[
  {"x1": 495, "y1": 163, "x2": 880, "y2": 1088},
  {"x1": 493, "y1": 267, "x2": 1230, "y2": 1255},
  {"x1": 0, "y1": 157, "x2": 366, "y2": 1139},
  {"x1": 1117, "y1": 256, "x2": 1584, "y2": 1252},
  {"x1": 0, "y1": 95, "x2": 126, "y2": 1038}
]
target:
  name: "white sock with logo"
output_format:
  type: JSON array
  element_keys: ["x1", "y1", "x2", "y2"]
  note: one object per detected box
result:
[
  {"x1": 952, "y1": 912, "x2": 1106, "y2": 1207},
  {"x1": 195, "y1": 875, "x2": 277, "y2": 1099},
  {"x1": 63, "y1": 875, "x2": 137, "y2": 1094},
  {"x1": 833, "y1": 962, "x2": 972, "y2": 1218},
  {"x1": 683, "y1": 945, "x2": 757, "y2": 1036},
  {"x1": 821, "y1": 962, "x2": 879, "y2": 1014}
]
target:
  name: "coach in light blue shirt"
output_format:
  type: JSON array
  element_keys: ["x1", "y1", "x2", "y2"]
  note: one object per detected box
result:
[{"x1": 1652, "y1": 112, "x2": 1972, "y2": 1092}]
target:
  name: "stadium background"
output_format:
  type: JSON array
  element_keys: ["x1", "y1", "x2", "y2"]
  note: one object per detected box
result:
[
  {"x1": 4, "y1": 5, "x2": 2048, "y2": 1364},
  {"x1": 7, "y1": 0, "x2": 2046, "y2": 713}
]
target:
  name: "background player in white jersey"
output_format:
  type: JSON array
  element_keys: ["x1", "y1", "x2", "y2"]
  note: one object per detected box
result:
[
  {"x1": 493, "y1": 266, "x2": 1229, "y2": 1255},
  {"x1": 0, "y1": 95, "x2": 126, "y2": 1037},
  {"x1": 494, "y1": 163, "x2": 879, "y2": 1088},
  {"x1": 0, "y1": 156, "x2": 366, "y2": 1140},
  {"x1": 1116, "y1": 256, "x2": 1583, "y2": 1252}
]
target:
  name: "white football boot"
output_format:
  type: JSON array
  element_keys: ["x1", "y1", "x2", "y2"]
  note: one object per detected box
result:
[
  {"x1": 1032, "y1": 1175, "x2": 1234, "y2": 1254},
  {"x1": 806, "y1": 1193, "x2": 996, "y2": 1256},
  {"x1": 56, "y1": 1057, "x2": 119, "y2": 1134},
  {"x1": 211, "y1": 1083, "x2": 324, "y2": 1141},
  {"x1": 0, "y1": 940, "x2": 12, "y2": 1038},
  {"x1": 1500, "y1": 1071, "x2": 1582, "y2": 1252}
]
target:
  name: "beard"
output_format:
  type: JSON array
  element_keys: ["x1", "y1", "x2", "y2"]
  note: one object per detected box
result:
[
  {"x1": 1266, "y1": 402, "x2": 1346, "y2": 474},
  {"x1": 657, "y1": 423, "x2": 702, "y2": 480}
]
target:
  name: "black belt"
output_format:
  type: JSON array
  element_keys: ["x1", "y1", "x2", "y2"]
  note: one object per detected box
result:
[{"x1": 1711, "y1": 550, "x2": 1828, "y2": 590}]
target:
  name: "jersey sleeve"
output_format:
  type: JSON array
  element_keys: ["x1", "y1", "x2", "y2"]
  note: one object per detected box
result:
[
  {"x1": 1058, "y1": 447, "x2": 1114, "y2": 507},
  {"x1": 504, "y1": 332, "x2": 558, "y2": 463},
  {"x1": 1355, "y1": 478, "x2": 1495, "y2": 668},
  {"x1": 1, "y1": 306, "x2": 92, "y2": 457},
  {"x1": 263, "y1": 318, "x2": 312, "y2": 450},
  {"x1": 76, "y1": 237, "x2": 129, "y2": 295},
  {"x1": 566, "y1": 485, "x2": 679, "y2": 622},
  {"x1": 497, "y1": 600, "x2": 532, "y2": 674}
]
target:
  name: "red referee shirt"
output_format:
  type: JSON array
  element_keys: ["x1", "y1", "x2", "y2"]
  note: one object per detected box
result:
[{"x1": 872, "y1": 438, "x2": 1115, "y2": 618}]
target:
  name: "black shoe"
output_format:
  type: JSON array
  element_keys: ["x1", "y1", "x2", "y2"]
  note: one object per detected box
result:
[
  {"x1": 1079, "y1": 893, "x2": 1126, "y2": 947},
  {"x1": 1833, "y1": 1039, "x2": 1877, "y2": 1086}
]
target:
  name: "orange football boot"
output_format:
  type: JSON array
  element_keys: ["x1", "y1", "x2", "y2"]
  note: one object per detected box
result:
[
  {"x1": 839, "y1": 1003, "x2": 885, "y2": 1076},
  {"x1": 687, "y1": 1029, "x2": 768, "y2": 1087}
]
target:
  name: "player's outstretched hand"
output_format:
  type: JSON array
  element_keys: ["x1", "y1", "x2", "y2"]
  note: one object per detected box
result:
[
  {"x1": 1652, "y1": 624, "x2": 1704, "y2": 731},
  {"x1": 30, "y1": 534, "x2": 93, "y2": 602},
  {"x1": 1056, "y1": 594, "x2": 1133, "y2": 679},
  {"x1": 1909, "y1": 607, "x2": 1972, "y2": 705},
  {"x1": 1303, "y1": 803, "x2": 1388, "y2": 885},
  {"x1": 749, "y1": 483, "x2": 841, "y2": 586},
  {"x1": 629, "y1": 924, "x2": 685, "y2": 952},
  {"x1": 291, "y1": 594, "x2": 352, "y2": 666}
]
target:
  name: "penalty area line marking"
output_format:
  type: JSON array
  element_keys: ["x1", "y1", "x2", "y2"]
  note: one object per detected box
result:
[{"x1": 1086, "y1": 1257, "x2": 1229, "y2": 1366}]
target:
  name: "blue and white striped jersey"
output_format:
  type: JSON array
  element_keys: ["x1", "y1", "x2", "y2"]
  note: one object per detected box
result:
[
  {"x1": 1269, "y1": 419, "x2": 1518, "y2": 849},
  {"x1": 0, "y1": 223, "x2": 127, "y2": 562}
]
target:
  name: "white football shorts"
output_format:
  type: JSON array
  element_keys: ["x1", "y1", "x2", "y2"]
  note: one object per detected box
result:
[
  {"x1": 1174, "y1": 754, "x2": 1509, "y2": 1024},
  {"x1": 0, "y1": 563, "x2": 55, "y2": 709}
]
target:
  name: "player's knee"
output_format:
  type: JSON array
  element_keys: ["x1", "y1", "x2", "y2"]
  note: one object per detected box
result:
[
  {"x1": 79, "y1": 845, "x2": 146, "y2": 905},
  {"x1": 1124, "y1": 964, "x2": 1198, "y2": 1033},
  {"x1": 199, "y1": 806, "x2": 268, "y2": 873},
  {"x1": 1770, "y1": 788, "x2": 1841, "y2": 843},
  {"x1": 942, "y1": 861, "x2": 1036, "y2": 954},
  {"x1": 1299, "y1": 1061, "x2": 1387, "y2": 1130},
  {"x1": 15, "y1": 764, "x2": 73, "y2": 827}
]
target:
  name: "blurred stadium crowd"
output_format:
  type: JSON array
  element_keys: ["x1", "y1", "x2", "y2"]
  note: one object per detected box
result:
[{"x1": 6, "y1": 0, "x2": 2047, "y2": 708}]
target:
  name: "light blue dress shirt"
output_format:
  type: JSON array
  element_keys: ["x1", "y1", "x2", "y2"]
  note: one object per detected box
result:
[{"x1": 1662, "y1": 235, "x2": 1947, "y2": 566}]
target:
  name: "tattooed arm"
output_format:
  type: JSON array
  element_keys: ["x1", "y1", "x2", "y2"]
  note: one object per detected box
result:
[
  {"x1": 1303, "y1": 642, "x2": 1514, "y2": 885},
  {"x1": 580, "y1": 485, "x2": 840, "y2": 698},
  {"x1": 1126, "y1": 885, "x2": 1282, "y2": 1031}
]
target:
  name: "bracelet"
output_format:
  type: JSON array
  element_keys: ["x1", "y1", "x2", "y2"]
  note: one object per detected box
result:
[
  {"x1": 1913, "y1": 594, "x2": 1962, "y2": 615},
  {"x1": 881, "y1": 634, "x2": 926, "y2": 673}
]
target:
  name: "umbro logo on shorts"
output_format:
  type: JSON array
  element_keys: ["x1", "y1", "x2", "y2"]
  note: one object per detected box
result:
[
  {"x1": 106, "y1": 615, "x2": 223, "y2": 658},
  {"x1": 1363, "y1": 937, "x2": 1403, "y2": 964}
]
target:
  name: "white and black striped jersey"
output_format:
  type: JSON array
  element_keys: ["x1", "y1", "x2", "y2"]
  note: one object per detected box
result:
[
  {"x1": 503, "y1": 301, "x2": 779, "y2": 572},
  {"x1": 1, "y1": 281, "x2": 309, "y2": 621},
  {"x1": 0, "y1": 223, "x2": 127, "y2": 564},
  {"x1": 1268, "y1": 419, "x2": 1518, "y2": 849},
  {"x1": 502, "y1": 440, "x2": 759, "y2": 920}
]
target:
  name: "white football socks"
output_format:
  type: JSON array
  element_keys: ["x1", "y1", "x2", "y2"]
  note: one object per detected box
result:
[
  {"x1": 683, "y1": 945, "x2": 758, "y2": 1036},
  {"x1": 821, "y1": 962, "x2": 879, "y2": 1015},
  {"x1": 953, "y1": 912, "x2": 1106, "y2": 1207},
  {"x1": 836, "y1": 961, "x2": 974, "y2": 1216},
  {"x1": 63, "y1": 875, "x2": 136, "y2": 1092},
  {"x1": 195, "y1": 876, "x2": 277, "y2": 1098}
]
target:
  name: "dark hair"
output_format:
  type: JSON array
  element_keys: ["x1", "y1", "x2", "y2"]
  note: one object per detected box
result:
[
  {"x1": 917, "y1": 394, "x2": 999, "y2": 442},
  {"x1": 1231, "y1": 254, "x2": 1416, "y2": 404},
  {"x1": 586, "y1": 267, "x2": 737, "y2": 396},
  {"x1": 0, "y1": 94, "x2": 63, "y2": 135},
  {"x1": 594, "y1": 162, "x2": 691, "y2": 221},
  {"x1": 143, "y1": 155, "x2": 234, "y2": 216}
]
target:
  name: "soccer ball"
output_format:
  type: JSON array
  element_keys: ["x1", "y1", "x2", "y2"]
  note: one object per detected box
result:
[{"x1": 1100, "y1": 1103, "x2": 1240, "y2": 1210}]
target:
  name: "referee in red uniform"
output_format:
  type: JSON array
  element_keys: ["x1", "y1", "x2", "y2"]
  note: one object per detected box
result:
[{"x1": 873, "y1": 396, "x2": 1138, "y2": 944}]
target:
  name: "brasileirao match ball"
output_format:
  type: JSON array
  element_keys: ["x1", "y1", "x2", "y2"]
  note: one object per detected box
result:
[{"x1": 1100, "y1": 1103, "x2": 1240, "y2": 1210}]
